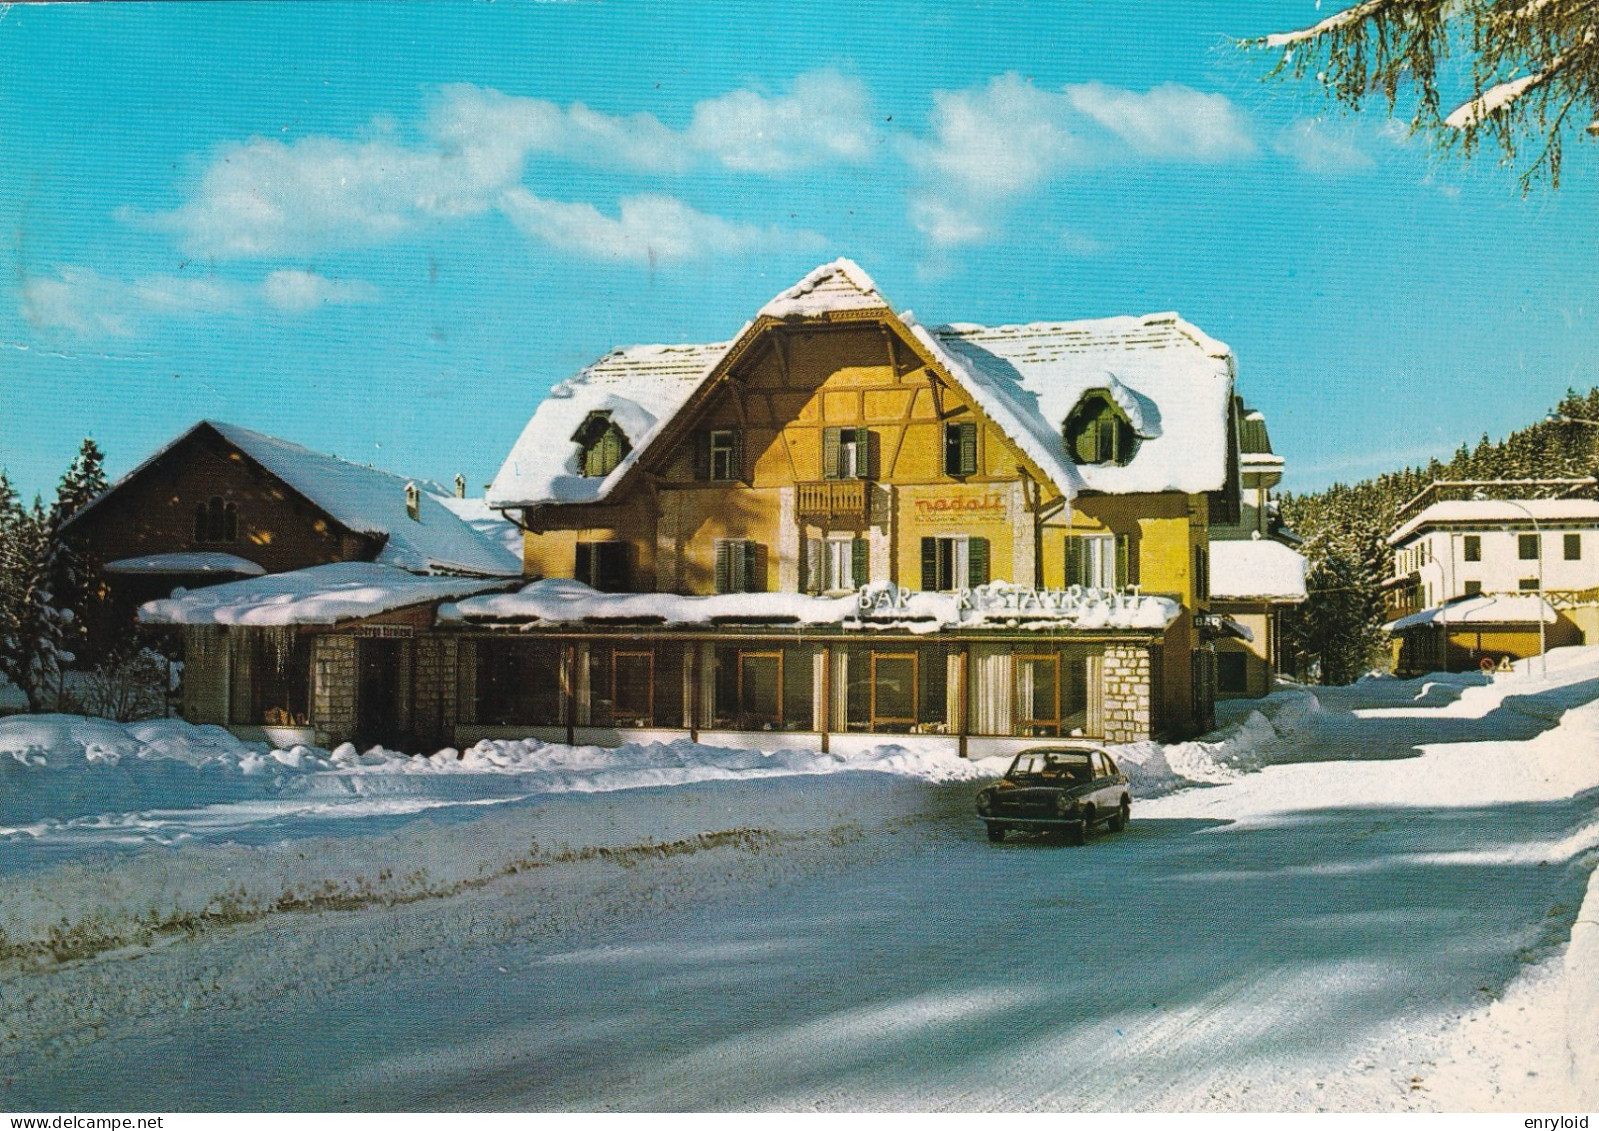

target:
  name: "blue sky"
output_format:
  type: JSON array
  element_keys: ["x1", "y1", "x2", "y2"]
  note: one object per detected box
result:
[{"x1": 2, "y1": 0, "x2": 1594, "y2": 503}]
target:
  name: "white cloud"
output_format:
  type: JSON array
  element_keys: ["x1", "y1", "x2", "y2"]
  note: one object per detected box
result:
[
  {"x1": 1063, "y1": 82, "x2": 1257, "y2": 162},
  {"x1": 497, "y1": 189, "x2": 807, "y2": 264},
  {"x1": 905, "y1": 75, "x2": 1258, "y2": 247},
  {"x1": 154, "y1": 135, "x2": 472, "y2": 258},
  {"x1": 903, "y1": 74, "x2": 1085, "y2": 247},
  {"x1": 151, "y1": 75, "x2": 873, "y2": 260},
  {"x1": 1274, "y1": 119, "x2": 1378, "y2": 174},
  {"x1": 687, "y1": 70, "x2": 876, "y2": 173},
  {"x1": 20, "y1": 266, "x2": 377, "y2": 339},
  {"x1": 261, "y1": 269, "x2": 382, "y2": 312}
]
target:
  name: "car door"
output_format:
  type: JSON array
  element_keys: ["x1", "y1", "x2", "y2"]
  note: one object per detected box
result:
[{"x1": 1089, "y1": 750, "x2": 1119, "y2": 814}]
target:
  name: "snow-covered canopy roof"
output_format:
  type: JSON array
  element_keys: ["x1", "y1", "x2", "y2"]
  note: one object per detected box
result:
[
  {"x1": 70, "y1": 422, "x2": 522, "y2": 577},
  {"x1": 437, "y1": 496, "x2": 524, "y2": 564},
  {"x1": 1384, "y1": 593, "x2": 1558, "y2": 633},
  {"x1": 487, "y1": 259, "x2": 1236, "y2": 508},
  {"x1": 1389, "y1": 499, "x2": 1599, "y2": 546},
  {"x1": 139, "y1": 563, "x2": 513, "y2": 627},
  {"x1": 1209, "y1": 539, "x2": 1308, "y2": 602},
  {"x1": 105, "y1": 552, "x2": 266, "y2": 577},
  {"x1": 441, "y1": 578, "x2": 1180, "y2": 634}
]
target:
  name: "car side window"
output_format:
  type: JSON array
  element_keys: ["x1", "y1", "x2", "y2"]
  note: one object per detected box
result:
[{"x1": 1103, "y1": 753, "x2": 1118, "y2": 776}]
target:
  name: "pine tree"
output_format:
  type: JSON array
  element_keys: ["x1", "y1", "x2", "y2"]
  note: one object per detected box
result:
[
  {"x1": 0, "y1": 497, "x2": 73, "y2": 711},
  {"x1": 50, "y1": 438, "x2": 112, "y2": 666},
  {"x1": 1260, "y1": 0, "x2": 1599, "y2": 187}
]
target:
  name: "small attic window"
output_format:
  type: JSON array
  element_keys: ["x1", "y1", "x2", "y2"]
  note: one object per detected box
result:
[
  {"x1": 1063, "y1": 391, "x2": 1138, "y2": 467},
  {"x1": 572, "y1": 411, "x2": 632, "y2": 478}
]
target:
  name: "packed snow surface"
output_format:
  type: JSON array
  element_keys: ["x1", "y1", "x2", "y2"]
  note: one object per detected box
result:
[{"x1": 3, "y1": 647, "x2": 1599, "y2": 1112}]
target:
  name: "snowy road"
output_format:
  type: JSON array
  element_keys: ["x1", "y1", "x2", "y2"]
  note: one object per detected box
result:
[{"x1": 2, "y1": 655, "x2": 1598, "y2": 1111}]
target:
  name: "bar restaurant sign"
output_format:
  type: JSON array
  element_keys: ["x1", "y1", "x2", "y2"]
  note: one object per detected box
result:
[{"x1": 911, "y1": 489, "x2": 1010, "y2": 525}]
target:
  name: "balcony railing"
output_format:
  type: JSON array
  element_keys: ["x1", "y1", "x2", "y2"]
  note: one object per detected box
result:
[{"x1": 797, "y1": 480, "x2": 868, "y2": 520}]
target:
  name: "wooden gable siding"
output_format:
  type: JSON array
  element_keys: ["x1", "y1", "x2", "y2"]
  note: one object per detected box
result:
[
  {"x1": 66, "y1": 426, "x2": 376, "y2": 575},
  {"x1": 523, "y1": 321, "x2": 1072, "y2": 594}
]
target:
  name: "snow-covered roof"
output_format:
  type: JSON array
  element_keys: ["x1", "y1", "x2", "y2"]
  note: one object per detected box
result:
[
  {"x1": 1384, "y1": 593, "x2": 1558, "y2": 633},
  {"x1": 1389, "y1": 499, "x2": 1599, "y2": 545},
  {"x1": 138, "y1": 563, "x2": 512, "y2": 627},
  {"x1": 486, "y1": 259, "x2": 1236, "y2": 508},
  {"x1": 1209, "y1": 539, "x2": 1308, "y2": 602},
  {"x1": 487, "y1": 342, "x2": 730, "y2": 508},
  {"x1": 928, "y1": 314, "x2": 1234, "y2": 496},
  {"x1": 70, "y1": 422, "x2": 522, "y2": 577},
  {"x1": 441, "y1": 578, "x2": 1180, "y2": 634},
  {"x1": 437, "y1": 496, "x2": 524, "y2": 565},
  {"x1": 104, "y1": 552, "x2": 266, "y2": 577},
  {"x1": 757, "y1": 257, "x2": 891, "y2": 320}
]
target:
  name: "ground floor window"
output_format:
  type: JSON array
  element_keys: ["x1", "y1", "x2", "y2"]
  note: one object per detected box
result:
[
  {"x1": 230, "y1": 629, "x2": 311, "y2": 725},
  {"x1": 1216, "y1": 650, "x2": 1249, "y2": 695},
  {"x1": 842, "y1": 644, "x2": 954, "y2": 734},
  {"x1": 589, "y1": 645, "x2": 682, "y2": 728},
  {"x1": 712, "y1": 645, "x2": 815, "y2": 731},
  {"x1": 476, "y1": 639, "x2": 565, "y2": 726}
]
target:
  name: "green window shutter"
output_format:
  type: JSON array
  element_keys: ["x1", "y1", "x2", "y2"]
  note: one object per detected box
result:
[
  {"x1": 1115, "y1": 533, "x2": 1131, "y2": 589},
  {"x1": 693, "y1": 431, "x2": 711, "y2": 480},
  {"x1": 921, "y1": 537, "x2": 938, "y2": 591},
  {"x1": 968, "y1": 537, "x2": 989, "y2": 587},
  {"x1": 852, "y1": 537, "x2": 869, "y2": 587},
  {"x1": 714, "y1": 539, "x2": 731, "y2": 593},
  {"x1": 960, "y1": 423, "x2": 977, "y2": 476},
  {"x1": 732, "y1": 429, "x2": 746, "y2": 483},
  {"x1": 823, "y1": 427, "x2": 841, "y2": 480},
  {"x1": 1065, "y1": 538, "x2": 1083, "y2": 587},
  {"x1": 743, "y1": 540, "x2": 759, "y2": 592},
  {"x1": 862, "y1": 429, "x2": 878, "y2": 480},
  {"x1": 575, "y1": 542, "x2": 593, "y2": 586}
]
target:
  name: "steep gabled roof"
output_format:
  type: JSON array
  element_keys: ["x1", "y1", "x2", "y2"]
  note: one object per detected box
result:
[
  {"x1": 486, "y1": 259, "x2": 1237, "y2": 508},
  {"x1": 68, "y1": 421, "x2": 522, "y2": 577}
]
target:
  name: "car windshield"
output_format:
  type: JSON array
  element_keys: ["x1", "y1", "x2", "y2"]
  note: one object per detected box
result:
[{"x1": 1008, "y1": 750, "x2": 1092, "y2": 782}]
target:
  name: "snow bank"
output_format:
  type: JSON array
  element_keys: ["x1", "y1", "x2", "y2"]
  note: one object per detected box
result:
[{"x1": 1112, "y1": 687, "x2": 1324, "y2": 793}]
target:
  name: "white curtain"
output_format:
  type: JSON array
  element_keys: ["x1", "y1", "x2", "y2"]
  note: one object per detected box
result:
[{"x1": 969, "y1": 646, "x2": 1012, "y2": 735}]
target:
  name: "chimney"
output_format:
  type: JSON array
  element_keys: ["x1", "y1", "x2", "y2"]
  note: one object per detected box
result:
[
  {"x1": 454, "y1": 473, "x2": 466, "y2": 499},
  {"x1": 404, "y1": 481, "x2": 420, "y2": 522}
]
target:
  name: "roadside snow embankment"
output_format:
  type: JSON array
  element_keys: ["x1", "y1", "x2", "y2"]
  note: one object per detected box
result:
[{"x1": 1112, "y1": 686, "x2": 1323, "y2": 791}]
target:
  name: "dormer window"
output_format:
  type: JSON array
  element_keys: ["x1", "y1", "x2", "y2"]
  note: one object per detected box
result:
[
  {"x1": 1063, "y1": 391, "x2": 1138, "y2": 466},
  {"x1": 572, "y1": 411, "x2": 631, "y2": 478}
]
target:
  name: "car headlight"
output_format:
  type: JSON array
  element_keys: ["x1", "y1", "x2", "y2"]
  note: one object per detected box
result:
[
  {"x1": 977, "y1": 791, "x2": 992, "y2": 815},
  {"x1": 1055, "y1": 794, "x2": 1077, "y2": 816}
]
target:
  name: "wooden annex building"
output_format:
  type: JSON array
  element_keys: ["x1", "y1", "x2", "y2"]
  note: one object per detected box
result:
[{"x1": 141, "y1": 260, "x2": 1303, "y2": 755}]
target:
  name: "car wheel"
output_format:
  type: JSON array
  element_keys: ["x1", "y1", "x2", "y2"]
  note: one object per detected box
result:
[
  {"x1": 986, "y1": 823, "x2": 1005, "y2": 842},
  {"x1": 1068, "y1": 815, "x2": 1090, "y2": 846},
  {"x1": 1108, "y1": 799, "x2": 1130, "y2": 833}
]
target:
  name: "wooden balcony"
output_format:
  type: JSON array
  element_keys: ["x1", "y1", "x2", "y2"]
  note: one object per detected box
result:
[{"x1": 797, "y1": 479, "x2": 868, "y2": 520}]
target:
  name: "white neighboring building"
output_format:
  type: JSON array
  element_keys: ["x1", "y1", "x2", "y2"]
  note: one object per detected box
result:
[
  {"x1": 1384, "y1": 497, "x2": 1599, "y2": 673},
  {"x1": 1207, "y1": 404, "x2": 1308, "y2": 698}
]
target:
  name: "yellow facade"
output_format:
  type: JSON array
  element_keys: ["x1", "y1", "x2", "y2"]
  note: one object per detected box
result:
[{"x1": 514, "y1": 314, "x2": 1218, "y2": 738}]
